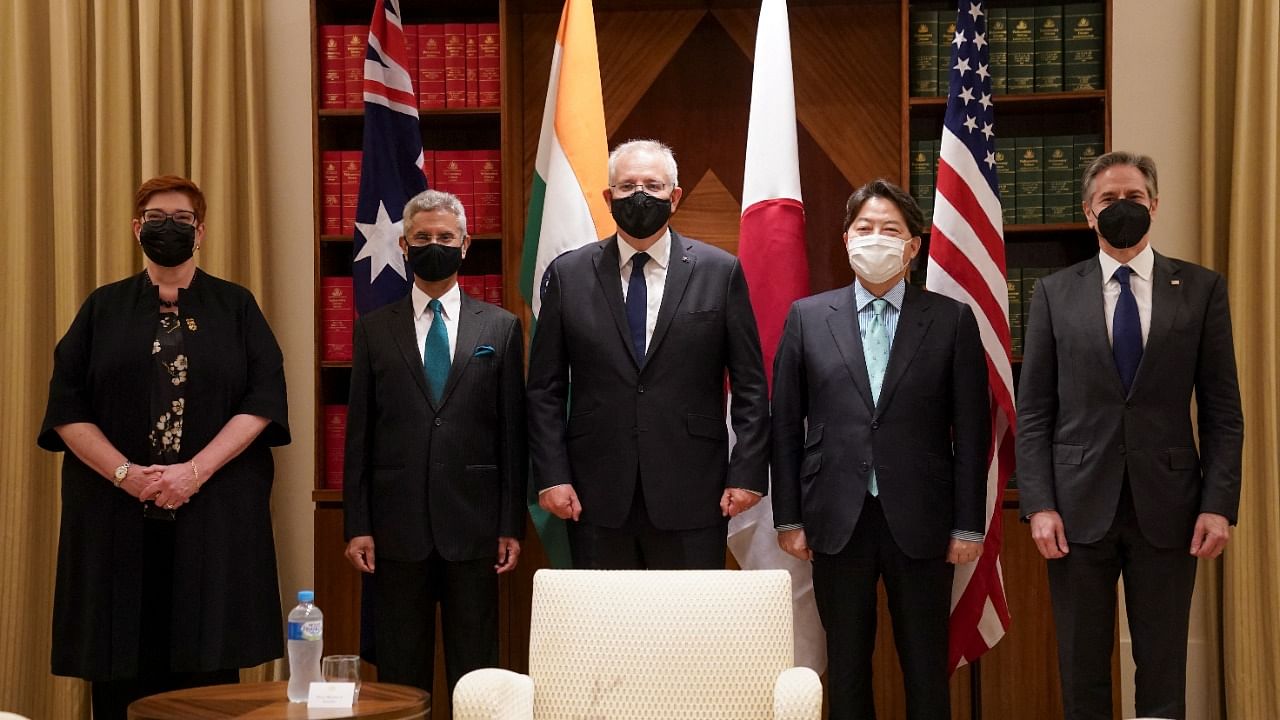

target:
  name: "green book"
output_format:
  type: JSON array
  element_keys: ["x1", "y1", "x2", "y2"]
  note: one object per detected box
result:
[
  {"x1": 995, "y1": 137, "x2": 1017, "y2": 227},
  {"x1": 1007, "y1": 267, "x2": 1024, "y2": 356},
  {"x1": 1043, "y1": 135, "x2": 1075, "y2": 224},
  {"x1": 1035, "y1": 6, "x2": 1065, "y2": 93},
  {"x1": 1006, "y1": 8, "x2": 1036, "y2": 95},
  {"x1": 1022, "y1": 267, "x2": 1054, "y2": 330},
  {"x1": 1064, "y1": 3, "x2": 1105, "y2": 91},
  {"x1": 1073, "y1": 134, "x2": 1104, "y2": 220},
  {"x1": 910, "y1": 139, "x2": 936, "y2": 226},
  {"x1": 988, "y1": 8, "x2": 1008, "y2": 95},
  {"x1": 938, "y1": 16, "x2": 958, "y2": 97},
  {"x1": 910, "y1": 10, "x2": 939, "y2": 97},
  {"x1": 1015, "y1": 136, "x2": 1044, "y2": 225}
]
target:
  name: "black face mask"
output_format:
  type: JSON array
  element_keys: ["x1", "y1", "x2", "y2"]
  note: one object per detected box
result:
[
  {"x1": 1095, "y1": 199, "x2": 1151, "y2": 249},
  {"x1": 139, "y1": 219, "x2": 196, "y2": 267},
  {"x1": 610, "y1": 190, "x2": 672, "y2": 240},
  {"x1": 406, "y1": 243, "x2": 463, "y2": 282}
]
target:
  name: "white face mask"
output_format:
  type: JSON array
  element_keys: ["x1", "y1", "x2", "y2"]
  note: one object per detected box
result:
[{"x1": 846, "y1": 233, "x2": 908, "y2": 284}]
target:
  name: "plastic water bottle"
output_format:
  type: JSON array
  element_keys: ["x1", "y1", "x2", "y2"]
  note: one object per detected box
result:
[{"x1": 287, "y1": 590, "x2": 324, "y2": 702}]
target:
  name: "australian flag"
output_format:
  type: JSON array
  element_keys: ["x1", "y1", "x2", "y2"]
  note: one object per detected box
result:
[{"x1": 352, "y1": 0, "x2": 427, "y2": 314}]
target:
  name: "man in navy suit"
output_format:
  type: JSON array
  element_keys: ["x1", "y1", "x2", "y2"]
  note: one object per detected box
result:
[
  {"x1": 771, "y1": 180, "x2": 990, "y2": 720},
  {"x1": 343, "y1": 189, "x2": 526, "y2": 695},
  {"x1": 1017, "y1": 151, "x2": 1243, "y2": 720},
  {"x1": 526, "y1": 139, "x2": 770, "y2": 570}
]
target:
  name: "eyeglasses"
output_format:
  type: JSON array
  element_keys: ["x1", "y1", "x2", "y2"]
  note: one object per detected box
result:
[
  {"x1": 142, "y1": 209, "x2": 198, "y2": 226},
  {"x1": 407, "y1": 232, "x2": 460, "y2": 246},
  {"x1": 610, "y1": 182, "x2": 668, "y2": 196}
]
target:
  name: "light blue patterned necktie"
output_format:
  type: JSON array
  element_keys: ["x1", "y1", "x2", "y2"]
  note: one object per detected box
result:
[
  {"x1": 864, "y1": 298, "x2": 890, "y2": 496},
  {"x1": 424, "y1": 298, "x2": 450, "y2": 404}
]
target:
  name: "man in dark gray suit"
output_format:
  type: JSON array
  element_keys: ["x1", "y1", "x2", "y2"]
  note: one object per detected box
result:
[
  {"x1": 343, "y1": 189, "x2": 526, "y2": 695},
  {"x1": 771, "y1": 180, "x2": 989, "y2": 720},
  {"x1": 1016, "y1": 151, "x2": 1243, "y2": 720},
  {"x1": 527, "y1": 139, "x2": 769, "y2": 570}
]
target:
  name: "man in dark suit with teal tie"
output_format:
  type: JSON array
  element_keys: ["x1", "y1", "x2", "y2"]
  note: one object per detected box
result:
[
  {"x1": 343, "y1": 189, "x2": 527, "y2": 696},
  {"x1": 1016, "y1": 151, "x2": 1244, "y2": 720}
]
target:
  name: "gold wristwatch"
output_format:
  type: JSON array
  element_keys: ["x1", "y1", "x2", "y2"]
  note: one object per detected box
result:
[{"x1": 113, "y1": 462, "x2": 130, "y2": 487}]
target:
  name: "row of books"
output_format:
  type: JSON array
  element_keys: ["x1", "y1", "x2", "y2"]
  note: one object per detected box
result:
[
  {"x1": 322, "y1": 149, "x2": 503, "y2": 237},
  {"x1": 1007, "y1": 266, "x2": 1059, "y2": 356},
  {"x1": 910, "y1": 134, "x2": 1102, "y2": 226},
  {"x1": 320, "y1": 23, "x2": 500, "y2": 110},
  {"x1": 321, "y1": 274, "x2": 506, "y2": 363},
  {"x1": 910, "y1": 3, "x2": 1104, "y2": 97}
]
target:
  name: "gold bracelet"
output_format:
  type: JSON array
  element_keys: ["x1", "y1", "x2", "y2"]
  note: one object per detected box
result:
[{"x1": 191, "y1": 460, "x2": 200, "y2": 488}]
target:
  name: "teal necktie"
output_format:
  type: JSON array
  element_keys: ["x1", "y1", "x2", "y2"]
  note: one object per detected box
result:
[
  {"x1": 864, "y1": 298, "x2": 890, "y2": 496},
  {"x1": 424, "y1": 298, "x2": 450, "y2": 403}
]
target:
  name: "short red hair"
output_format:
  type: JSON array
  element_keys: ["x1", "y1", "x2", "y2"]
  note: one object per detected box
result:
[{"x1": 134, "y1": 175, "x2": 207, "y2": 221}]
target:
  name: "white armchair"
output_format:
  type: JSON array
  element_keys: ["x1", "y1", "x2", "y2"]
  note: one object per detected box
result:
[{"x1": 454, "y1": 569, "x2": 822, "y2": 720}]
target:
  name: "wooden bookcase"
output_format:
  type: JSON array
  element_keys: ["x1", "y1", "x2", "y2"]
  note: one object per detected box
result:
[
  {"x1": 309, "y1": 2, "x2": 524, "y2": 717},
  {"x1": 307, "y1": 1, "x2": 1116, "y2": 717}
]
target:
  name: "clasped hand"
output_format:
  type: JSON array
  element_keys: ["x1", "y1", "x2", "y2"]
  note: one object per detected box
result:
[{"x1": 120, "y1": 463, "x2": 201, "y2": 509}]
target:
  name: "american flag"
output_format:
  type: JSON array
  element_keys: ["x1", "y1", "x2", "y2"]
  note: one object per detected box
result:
[
  {"x1": 351, "y1": 0, "x2": 428, "y2": 314},
  {"x1": 924, "y1": 0, "x2": 1016, "y2": 670}
]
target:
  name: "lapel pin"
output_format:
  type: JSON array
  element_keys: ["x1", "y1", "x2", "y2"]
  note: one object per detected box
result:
[
  {"x1": 682, "y1": 255, "x2": 689, "y2": 262},
  {"x1": 1171, "y1": 279, "x2": 1181, "y2": 286}
]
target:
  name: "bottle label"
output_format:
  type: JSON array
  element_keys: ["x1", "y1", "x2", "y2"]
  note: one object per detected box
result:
[{"x1": 288, "y1": 620, "x2": 323, "y2": 641}]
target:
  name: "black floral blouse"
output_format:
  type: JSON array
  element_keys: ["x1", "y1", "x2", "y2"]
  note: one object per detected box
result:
[{"x1": 149, "y1": 312, "x2": 188, "y2": 463}]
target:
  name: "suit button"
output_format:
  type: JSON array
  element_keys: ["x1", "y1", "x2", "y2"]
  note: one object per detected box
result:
[
  {"x1": 860, "y1": 462, "x2": 870, "y2": 472},
  {"x1": 871, "y1": 421, "x2": 879, "y2": 430},
  {"x1": 637, "y1": 384, "x2": 645, "y2": 393},
  {"x1": 1119, "y1": 443, "x2": 1126, "y2": 454},
  {"x1": 434, "y1": 418, "x2": 443, "y2": 427}
]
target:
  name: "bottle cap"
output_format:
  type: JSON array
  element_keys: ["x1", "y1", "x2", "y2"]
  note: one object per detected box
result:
[{"x1": 298, "y1": 590, "x2": 314, "y2": 603}]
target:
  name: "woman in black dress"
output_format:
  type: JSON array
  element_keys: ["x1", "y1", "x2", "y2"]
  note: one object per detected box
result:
[{"x1": 37, "y1": 175, "x2": 290, "y2": 719}]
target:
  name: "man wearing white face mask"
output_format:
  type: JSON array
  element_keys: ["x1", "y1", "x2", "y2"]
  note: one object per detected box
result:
[{"x1": 771, "y1": 179, "x2": 990, "y2": 720}]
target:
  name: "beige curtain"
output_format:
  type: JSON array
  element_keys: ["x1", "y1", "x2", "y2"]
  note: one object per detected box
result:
[
  {"x1": 0, "y1": 1, "x2": 272, "y2": 716},
  {"x1": 1202, "y1": 1, "x2": 1280, "y2": 718}
]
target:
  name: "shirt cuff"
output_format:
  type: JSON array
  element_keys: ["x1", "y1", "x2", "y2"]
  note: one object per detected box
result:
[
  {"x1": 774, "y1": 523, "x2": 804, "y2": 531},
  {"x1": 732, "y1": 488, "x2": 763, "y2": 496},
  {"x1": 538, "y1": 483, "x2": 570, "y2": 496},
  {"x1": 950, "y1": 530, "x2": 985, "y2": 542}
]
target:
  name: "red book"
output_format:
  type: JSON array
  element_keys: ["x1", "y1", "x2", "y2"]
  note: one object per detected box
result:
[
  {"x1": 321, "y1": 152, "x2": 342, "y2": 236},
  {"x1": 340, "y1": 151, "x2": 362, "y2": 236},
  {"x1": 484, "y1": 274, "x2": 504, "y2": 306},
  {"x1": 422, "y1": 150, "x2": 436, "y2": 188},
  {"x1": 323, "y1": 405, "x2": 347, "y2": 489},
  {"x1": 419, "y1": 25, "x2": 445, "y2": 109},
  {"x1": 402, "y1": 24, "x2": 419, "y2": 104},
  {"x1": 478, "y1": 23, "x2": 500, "y2": 108},
  {"x1": 434, "y1": 151, "x2": 474, "y2": 188},
  {"x1": 321, "y1": 276, "x2": 355, "y2": 319},
  {"x1": 321, "y1": 26, "x2": 345, "y2": 109},
  {"x1": 344, "y1": 26, "x2": 367, "y2": 109},
  {"x1": 458, "y1": 275, "x2": 482, "y2": 298},
  {"x1": 323, "y1": 317, "x2": 353, "y2": 361},
  {"x1": 465, "y1": 24, "x2": 479, "y2": 107},
  {"x1": 444, "y1": 23, "x2": 467, "y2": 108},
  {"x1": 474, "y1": 150, "x2": 501, "y2": 234}
]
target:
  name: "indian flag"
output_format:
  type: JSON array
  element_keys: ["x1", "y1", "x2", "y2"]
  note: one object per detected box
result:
[
  {"x1": 518, "y1": 0, "x2": 611, "y2": 567},
  {"x1": 518, "y1": 0, "x2": 613, "y2": 319}
]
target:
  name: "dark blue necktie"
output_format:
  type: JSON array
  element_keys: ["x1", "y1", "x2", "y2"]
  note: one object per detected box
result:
[
  {"x1": 1112, "y1": 266, "x2": 1142, "y2": 393},
  {"x1": 626, "y1": 252, "x2": 650, "y2": 362}
]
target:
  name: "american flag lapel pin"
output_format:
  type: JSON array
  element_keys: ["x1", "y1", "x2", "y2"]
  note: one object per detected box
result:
[{"x1": 1171, "y1": 279, "x2": 1181, "y2": 286}]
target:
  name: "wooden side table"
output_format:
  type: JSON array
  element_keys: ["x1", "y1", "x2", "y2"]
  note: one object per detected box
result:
[{"x1": 128, "y1": 681, "x2": 428, "y2": 719}]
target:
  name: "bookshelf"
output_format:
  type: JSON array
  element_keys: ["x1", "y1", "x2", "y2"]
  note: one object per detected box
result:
[{"x1": 310, "y1": 1, "x2": 522, "y2": 717}]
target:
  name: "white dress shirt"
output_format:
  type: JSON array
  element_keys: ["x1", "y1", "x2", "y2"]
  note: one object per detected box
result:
[
  {"x1": 411, "y1": 281, "x2": 460, "y2": 364},
  {"x1": 617, "y1": 229, "x2": 671, "y2": 353},
  {"x1": 1098, "y1": 244, "x2": 1153, "y2": 348}
]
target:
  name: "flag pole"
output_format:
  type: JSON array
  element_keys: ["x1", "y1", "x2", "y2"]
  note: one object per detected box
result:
[{"x1": 971, "y1": 658, "x2": 982, "y2": 719}]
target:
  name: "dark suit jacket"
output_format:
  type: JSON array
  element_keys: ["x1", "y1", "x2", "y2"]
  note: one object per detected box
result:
[
  {"x1": 344, "y1": 291, "x2": 527, "y2": 562},
  {"x1": 1016, "y1": 252, "x2": 1243, "y2": 548},
  {"x1": 526, "y1": 230, "x2": 770, "y2": 531},
  {"x1": 771, "y1": 283, "x2": 990, "y2": 559}
]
